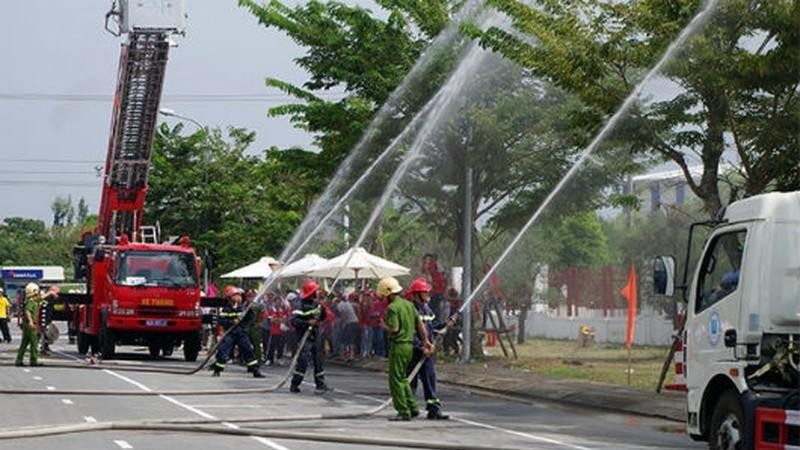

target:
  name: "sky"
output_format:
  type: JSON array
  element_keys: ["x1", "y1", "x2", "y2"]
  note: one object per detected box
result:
[{"x1": 0, "y1": 1, "x2": 373, "y2": 223}]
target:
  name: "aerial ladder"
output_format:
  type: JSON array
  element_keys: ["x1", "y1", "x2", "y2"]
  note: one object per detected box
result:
[{"x1": 63, "y1": 1, "x2": 205, "y2": 361}]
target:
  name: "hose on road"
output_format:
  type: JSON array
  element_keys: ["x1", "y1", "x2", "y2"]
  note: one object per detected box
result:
[{"x1": 0, "y1": 419, "x2": 526, "y2": 450}]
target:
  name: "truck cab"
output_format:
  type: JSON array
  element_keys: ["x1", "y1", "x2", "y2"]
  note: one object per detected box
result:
[
  {"x1": 658, "y1": 192, "x2": 800, "y2": 450},
  {"x1": 76, "y1": 238, "x2": 203, "y2": 361}
]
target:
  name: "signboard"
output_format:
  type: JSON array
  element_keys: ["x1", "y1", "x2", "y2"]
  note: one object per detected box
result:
[{"x1": 1, "y1": 269, "x2": 44, "y2": 280}]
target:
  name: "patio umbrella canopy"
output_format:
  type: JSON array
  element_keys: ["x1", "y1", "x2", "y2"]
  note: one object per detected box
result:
[
  {"x1": 272, "y1": 254, "x2": 329, "y2": 279},
  {"x1": 221, "y1": 256, "x2": 279, "y2": 279},
  {"x1": 306, "y1": 247, "x2": 410, "y2": 280}
]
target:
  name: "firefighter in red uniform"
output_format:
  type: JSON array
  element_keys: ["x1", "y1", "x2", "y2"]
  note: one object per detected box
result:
[{"x1": 211, "y1": 285, "x2": 265, "y2": 378}]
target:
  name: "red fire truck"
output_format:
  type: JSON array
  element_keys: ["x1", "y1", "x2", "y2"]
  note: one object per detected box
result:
[{"x1": 64, "y1": 1, "x2": 203, "y2": 361}]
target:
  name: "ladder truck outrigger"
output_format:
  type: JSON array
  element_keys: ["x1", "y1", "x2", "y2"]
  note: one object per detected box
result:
[{"x1": 67, "y1": 1, "x2": 204, "y2": 362}]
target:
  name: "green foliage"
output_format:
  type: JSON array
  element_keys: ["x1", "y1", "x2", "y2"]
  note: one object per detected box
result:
[
  {"x1": 466, "y1": 0, "x2": 800, "y2": 217},
  {"x1": 0, "y1": 197, "x2": 96, "y2": 277},
  {"x1": 145, "y1": 124, "x2": 305, "y2": 276}
]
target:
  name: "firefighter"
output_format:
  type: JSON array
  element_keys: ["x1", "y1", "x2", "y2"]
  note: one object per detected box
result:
[
  {"x1": 405, "y1": 277, "x2": 449, "y2": 420},
  {"x1": 15, "y1": 283, "x2": 58, "y2": 367},
  {"x1": 211, "y1": 285, "x2": 265, "y2": 378},
  {"x1": 289, "y1": 280, "x2": 330, "y2": 394},
  {"x1": 379, "y1": 276, "x2": 433, "y2": 421}
]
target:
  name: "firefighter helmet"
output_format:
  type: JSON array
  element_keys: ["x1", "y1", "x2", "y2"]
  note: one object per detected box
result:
[
  {"x1": 377, "y1": 277, "x2": 403, "y2": 297},
  {"x1": 300, "y1": 280, "x2": 319, "y2": 300},
  {"x1": 223, "y1": 285, "x2": 240, "y2": 299},
  {"x1": 45, "y1": 323, "x2": 60, "y2": 344},
  {"x1": 407, "y1": 277, "x2": 431, "y2": 294},
  {"x1": 25, "y1": 283, "x2": 41, "y2": 298}
]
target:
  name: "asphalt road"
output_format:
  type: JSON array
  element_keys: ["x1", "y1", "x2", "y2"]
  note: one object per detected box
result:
[{"x1": 0, "y1": 333, "x2": 703, "y2": 450}]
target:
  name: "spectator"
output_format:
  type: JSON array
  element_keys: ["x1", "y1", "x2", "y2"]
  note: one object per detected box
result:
[
  {"x1": 422, "y1": 253, "x2": 447, "y2": 321},
  {"x1": 0, "y1": 288, "x2": 11, "y2": 343},
  {"x1": 265, "y1": 294, "x2": 290, "y2": 366},
  {"x1": 336, "y1": 294, "x2": 359, "y2": 361},
  {"x1": 367, "y1": 290, "x2": 388, "y2": 357}
]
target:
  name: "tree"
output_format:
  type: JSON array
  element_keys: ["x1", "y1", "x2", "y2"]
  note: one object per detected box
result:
[
  {"x1": 76, "y1": 197, "x2": 89, "y2": 225},
  {"x1": 464, "y1": 0, "x2": 800, "y2": 217},
  {"x1": 51, "y1": 196, "x2": 75, "y2": 228},
  {"x1": 145, "y1": 124, "x2": 305, "y2": 276},
  {"x1": 238, "y1": 0, "x2": 461, "y2": 203}
]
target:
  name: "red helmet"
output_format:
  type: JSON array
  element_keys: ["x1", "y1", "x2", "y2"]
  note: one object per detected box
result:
[
  {"x1": 407, "y1": 277, "x2": 431, "y2": 295},
  {"x1": 223, "y1": 285, "x2": 240, "y2": 299},
  {"x1": 300, "y1": 280, "x2": 320, "y2": 300}
]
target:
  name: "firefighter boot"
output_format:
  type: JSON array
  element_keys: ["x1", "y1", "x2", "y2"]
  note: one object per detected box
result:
[
  {"x1": 289, "y1": 384, "x2": 301, "y2": 393},
  {"x1": 251, "y1": 368, "x2": 265, "y2": 378}
]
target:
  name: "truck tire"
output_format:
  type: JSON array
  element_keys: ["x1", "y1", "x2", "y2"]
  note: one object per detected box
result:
[
  {"x1": 77, "y1": 331, "x2": 91, "y2": 355},
  {"x1": 98, "y1": 321, "x2": 115, "y2": 360},
  {"x1": 162, "y1": 345, "x2": 174, "y2": 357},
  {"x1": 148, "y1": 345, "x2": 161, "y2": 358},
  {"x1": 708, "y1": 390, "x2": 744, "y2": 450},
  {"x1": 183, "y1": 332, "x2": 201, "y2": 362}
]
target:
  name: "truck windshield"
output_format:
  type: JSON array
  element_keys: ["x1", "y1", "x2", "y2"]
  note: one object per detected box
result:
[{"x1": 115, "y1": 251, "x2": 198, "y2": 288}]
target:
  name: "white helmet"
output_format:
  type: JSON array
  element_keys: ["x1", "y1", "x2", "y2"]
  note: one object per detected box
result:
[{"x1": 25, "y1": 283, "x2": 41, "y2": 298}]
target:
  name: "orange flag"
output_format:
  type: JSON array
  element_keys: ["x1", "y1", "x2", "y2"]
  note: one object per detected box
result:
[{"x1": 620, "y1": 264, "x2": 638, "y2": 349}]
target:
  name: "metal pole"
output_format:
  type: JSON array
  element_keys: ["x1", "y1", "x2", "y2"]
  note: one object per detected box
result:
[{"x1": 461, "y1": 167, "x2": 473, "y2": 363}]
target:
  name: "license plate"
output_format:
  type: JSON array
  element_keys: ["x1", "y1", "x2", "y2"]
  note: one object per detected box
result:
[{"x1": 145, "y1": 319, "x2": 168, "y2": 327}]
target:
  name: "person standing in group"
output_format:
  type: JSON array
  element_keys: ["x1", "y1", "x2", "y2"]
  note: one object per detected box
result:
[
  {"x1": 336, "y1": 293, "x2": 359, "y2": 361},
  {"x1": 289, "y1": 280, "x2": 331, "y2": 394},
  {"x1": 211, "y1": 286, "x2": 265, "y2": 378},
  {"x1": 422, "y1": 253, "x2": 447, "y2": 321},
  {"x1": 367, "y1": 289, "x2": 387, "y2": 357},
  {"x1": 405, "y1": 278, "x2": 450, "y2": 420},
  {"x1": 0, "y1": 288, "x2": 11, "y2": 343},
  {"x1": 265, "y1": 294, "x2": 289, "y2": 366},
  {"x1": 16, "y1": 283, "x2": 58, "y2": 367},
  {"x1": 379, "y1": 277, "x2": 432, "y2": 421}
]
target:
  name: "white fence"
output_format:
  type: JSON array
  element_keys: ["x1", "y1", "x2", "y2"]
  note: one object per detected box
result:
[{"x1": 524, "y1": 311, "x2": 675, "y2": 346}]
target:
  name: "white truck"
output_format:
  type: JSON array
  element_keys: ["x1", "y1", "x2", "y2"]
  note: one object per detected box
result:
[{"x1": 656, "y1": 191, "x2": 799, "y2": 450}]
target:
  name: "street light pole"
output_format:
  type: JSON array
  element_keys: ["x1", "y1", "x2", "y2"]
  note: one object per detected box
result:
[{"x1": 461, "y1": 166, "x2": 473, "y2": 364}]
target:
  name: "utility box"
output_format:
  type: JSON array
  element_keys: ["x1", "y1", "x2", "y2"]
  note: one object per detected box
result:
[{"x1": 119, "y1": 0, "x2": 186, "y2": 33}]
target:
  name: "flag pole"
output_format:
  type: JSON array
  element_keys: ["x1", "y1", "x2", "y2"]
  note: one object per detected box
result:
[{"x1": 627, "y1": 345, "x2": 632, "y2": 385}]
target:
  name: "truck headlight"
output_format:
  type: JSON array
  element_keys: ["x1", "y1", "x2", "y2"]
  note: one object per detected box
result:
[{"x1": 111, "y1": 299, "x2": 135, "y2": 316}]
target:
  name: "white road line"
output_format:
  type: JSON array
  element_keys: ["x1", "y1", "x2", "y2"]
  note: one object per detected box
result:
[
  {"x1": 113, "y1": 439, "x2": 133, "y2": 449},
  {"x1": 84, "y1": 416, "x2": 97, "y2": 423},
  {"x1": 22, "y1": 369, "x2": 30, "y2": 373},
  {"x1": 97, "y1": 366, "x2": 290, "y2": 449},
  {"x1": 343, "y1": 388, "x2": 596, "y2": 450},
  {"x1": 61, "y1": 399, "x2": 74, "y2": 405},
  {"x1": 32, "y1": 376, "x2": 42, "y2": 381},
  {"x1": 46, "y1": 386, "x2": 55, "y2": 391}
]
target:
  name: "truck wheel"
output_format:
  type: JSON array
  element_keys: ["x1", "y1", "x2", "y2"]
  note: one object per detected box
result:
[
  {"x1": 98, "y1": 322, "x2": 115, "y2": 360},
  {"x1": 162, "y1": 345, "x2": 174, "y2": 357},
  {"x1": 708, "y1": 390, "x2": 744, "y2": 450},
  {"x1": 77, "y1": 332, "x2": 91, "y2": 355},
  {"x1": 148, "y1": 345, "x2": 161, "y2": 358},
  {"x1": 183, "y1": 332, "x2": 201, "y2": 362}
]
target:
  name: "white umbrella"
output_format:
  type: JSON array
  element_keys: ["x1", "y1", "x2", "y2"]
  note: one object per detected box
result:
[
  {"x1": 272, "y1": 254, "x2": 329, "y2": 279},
  {"x1": 306, "y1": 247, "x2": 410, "y2": 280},
  {"x1": 221, "y1": 256, "x2": 280, "y2": 279}
]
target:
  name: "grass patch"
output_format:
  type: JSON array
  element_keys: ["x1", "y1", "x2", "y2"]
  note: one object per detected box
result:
[{"x1": 486, "y1": 338, "x2": 675, "y2": 391}]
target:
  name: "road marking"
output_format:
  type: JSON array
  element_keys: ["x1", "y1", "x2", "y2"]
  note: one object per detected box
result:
[
  {"x1": 84, "y1": 416, "x2": 97, "y2": 423},
  {"x1": 22, "y1": 369, "x2": 30, "y2": 373},
  {"x1": 61, "y1": 399, "x2": 74, "y2": 405},
  {"x1": 187, "y1": 404, "x2": 264, "y2": 409},
  {"x1": 46, "y1": 386, "x2": 55, "y2": 390},
  {"x1": 94, "y1": 365, "x2": 291, "y2": 449},
  {"x1": 340, "y1": 387, "x2": 596, "y2": 450},
  {"x1": 33, "y1": 376, "x2": 42, "y2": 381},
  {"x1": 114, "y1": 439, "x2": 133, "y2": 449}
]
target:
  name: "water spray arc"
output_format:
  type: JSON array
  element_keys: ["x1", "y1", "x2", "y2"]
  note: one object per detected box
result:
[{"x1": 458, "y1": 0, "x2": 720, "y2": 315}]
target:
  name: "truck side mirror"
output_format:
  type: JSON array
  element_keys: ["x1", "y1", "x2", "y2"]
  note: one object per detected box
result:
[
  {"x1": 653, "y1": 256, "x2": 676, "y2": 296},
  {"x1": 724, "y1": 329, "x2": 737, "y2": 348}
]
